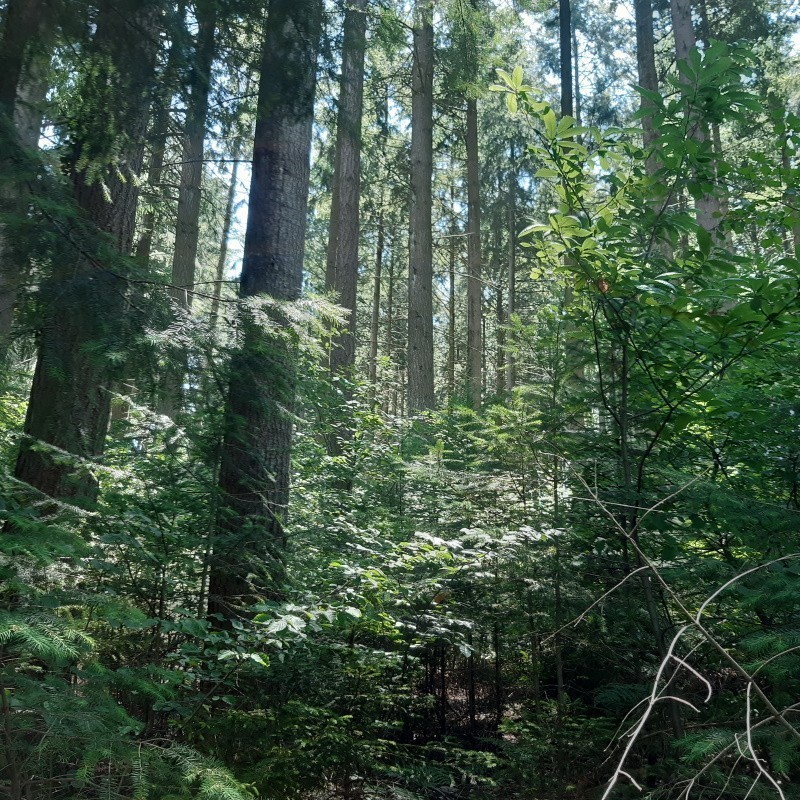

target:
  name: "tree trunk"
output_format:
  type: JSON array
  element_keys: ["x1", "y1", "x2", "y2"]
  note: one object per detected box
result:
[
  {"x1": 505, "y1": 143, "x2": 516, "y2": 391},
  {"x1": 572, "y1": 25, "x2": 581, "y2": 127},
  {"x1": 208, "y1": 0, "x2": 323, "y2": 619},
  {"x1": 368, "y1": 206, "x2": 384, "y2": 390},
  {"x1": 634, "y1": 0, "x2": 659, "y2": 157},
  {"x1": 325, "y1": 0, "x2": 367, "y2": 380},
  {"x1": 0, "y1": 0, "x2": 46, "y2": 117},
  {"x1": 14, "y1": 0, "x2": 161, "y2": 504},
  {"x1": 0, "y1": 0, "x2": 51, "y2": 356},
  {"x1": 368, "y1": 89, "x2": 389, "y2": 393},
  {"x1": 136, "y1": 3, "x2": 187, "y2": 269},
  {"x1": 407, "y1": 0, "x2": 435, "y2": 413},
  {"x1": 670, "y1": 0, "x2": 721, "y2": 235},
  {"x1": 170, "y1": 0, "x2": 218, "y2": 309},
  {"x1": 559, "y1": 0, "x2": 573, "y2": 118},
  {"x1": 465, "y1": 98, "x2": 482, "y2": 410},
  {"x1": 324, "y1": 0, "x2": 367, "y2": 456},
  {"x1": 160, "y1": 0, "x2": 218, "y2": 417},
  {"x1": 210, "y1": 153, "x2": 240, "y2": 330},
  {"x1": 495, "y1": 283, "x2": 504, "y2": 395},
  {"x1": 447, "y1": 205, "x2": 457, "y2": 401}
]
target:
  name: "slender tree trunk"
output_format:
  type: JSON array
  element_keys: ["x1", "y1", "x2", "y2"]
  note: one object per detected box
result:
[
  {"x1": 465, "y1": 98, "x2": 482, "y2": 410},
  {"x1": 572, "y1": 26, "x2": 581, "y2": 127},
  {"x1": 495, "y1": 283, "x2": 504, "y2": 395},
  {"x1": 407, "y1": 0, "x2": 435, "y2": 412},
  {"x1": 210, "y1": 154, "x2": 240, "y2": 329},
  {"x1": 467, "y1": 628, "x2": 476, "y2": 732},
  {"x1": 368, "y1": 206, "x2": 384, "y2": 390},
  {"x1": 634, "y1": 0, "x2": 659, "y2": 158},
  {"x1": 368, "y1": 90, "x2": 389, "y2": 392},
  {"x1": 160, "y1": 0, "x2": 218, "y2": 417},
  {"x1": 208, "y1": 0, "x2": 323, "y2": 619},
  {"x1": 386, "y1": 246, "x2": 395, "y2": 415},
  {"x1": 447, "y1": 208, "x2": 457, "y2": 401},
  {"x1": 13, "y1": 1, "x2": 161, "y2": 504},
  {"x1": 170, "y1": 0, "x2": 218, "y2": 309},
  {"x1": 505, "y1": 144, "x2": 516, "y2": 391},
  {"x1": 135, "y1": 4, "x2": 187, "y2": 269},
  {"x1": 493, "y1": 618, "x2": 503, "y2": 727},
  {"x1": 559, "y1": 0, "x2": 573, "y2": 118},
  {"x1": 438, "y1": 641, "x2": 447, "y2": 734}
]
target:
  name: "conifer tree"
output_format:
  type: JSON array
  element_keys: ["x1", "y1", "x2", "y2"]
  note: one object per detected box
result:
[
  {"x1": 325, "y1": 0, "x2": 368, "y2": 380},
  {"x1": 14, "y1": 0, "x2": 163, "y2": 503},
  {"x1": 407, "y1": 0, "x2": 436, "y2": 412},
  {"x1": 208, "y1": 0, "x2": 324, "y2": 617}
]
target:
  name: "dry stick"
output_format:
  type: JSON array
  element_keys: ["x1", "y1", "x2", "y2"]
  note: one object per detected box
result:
[
  {"x1": 543, "y1": 564, "x2": 650, "y2": 643},
  {"x1": 565, "y1": 466, "x2": 800, "y2": 796},
  {"x1": 678, "y1": 703, "x2": 800, "y2": 798},
  {"x1": 746, "y1": 682, "x2": 786, "y2": 799}
]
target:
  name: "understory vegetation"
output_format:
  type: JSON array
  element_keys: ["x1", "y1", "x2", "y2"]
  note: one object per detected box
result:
[{"x1": 2, "y1": 0, "x2": 800, "y2": 798}]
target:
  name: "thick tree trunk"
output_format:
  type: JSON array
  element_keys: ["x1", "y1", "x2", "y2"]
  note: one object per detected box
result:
[
  {"x1": 0, "y1": 0, "x2": 51, "y2": 356},
  {"x1": 0, "y1": 0, "x2": 46, "y2": 116},
  {"x1": 324, "y1": 0, "x2": 367, "y2": 455},
  {"x1": 465, "y1": 98, "x2": 482, "y2": 410},
  {"x1": 208, "y1": 0, "x2": 323, "y2": 619},
  {"x1": 325, "y1": 0, "x2": 367, "y2": 379},
  {"x1": 407, "y1": 0, "x2": 435, "y2": 413},
  {"x1": 14, "y1": 1, "x2": 161, "y2": 504}
]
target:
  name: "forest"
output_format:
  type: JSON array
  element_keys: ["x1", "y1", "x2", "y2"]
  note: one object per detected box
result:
[{"x1": 2, "y1": 0, "x2": 800, "y2": 797}]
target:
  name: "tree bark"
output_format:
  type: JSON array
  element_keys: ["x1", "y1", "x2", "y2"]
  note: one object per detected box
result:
[
  {"x1": 559, "y1": 0, "x2": 573, "y2": 118},
  {"x1": 208, "y1": 0, "x2": 323, "y2": 619},
  {"x1": 368, "y1": 89, "x2": 389, "y2": 392},
  {"x1": 447, "y1": 205, "x2": 457, "y2": 402},
  {"x1": 572, "y1": 25, "x2": 581, "y2": 127},
  {"x1": 0, "y1": 0, "x2": 52, "y2": 356},
  {"x1": 210, "y1": 153, "x2": 240, "y2": 330},
  {"x1": 136, "y1": 3, "x2": 187, "y2": 269},
  {"x1": 407, "y1": 0, "x2": 435, "y2": 413},
  {"x1": 634, "y1": 0, "x2": 659, "y2": 158},
  {"x1": 159, "y1": 0, "x2": 218, "y2": 417},
  {"x1": 670, "y1": 0, "x2": 721, "y2": 235},
  {"x1": 325, "y1": 0, "x2": 367, "y2": 380},
  {"x1": 0, "y1": 0, "x2": 47, "y2": 117},
  {"x1": 505, "y1": 143, "x2": 516, "y2": 391},
  {"x1": 368, "y1": 206, "x2": 384, "y2": 390},
  {"x1": 465, "y1": 98, "x2": 482, "y2": 410},
  {"x1": 170, "y1": 0, "x2": 218, "y2": 309},
  {"x1": 14, "y1": 0, "x2": 162, "y2": 504}
]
